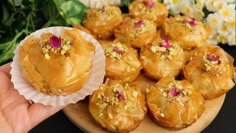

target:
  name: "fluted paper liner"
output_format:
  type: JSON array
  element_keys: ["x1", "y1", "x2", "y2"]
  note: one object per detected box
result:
[{"x1": 10, "y1": 27, "x2": 105, "y2": 106}]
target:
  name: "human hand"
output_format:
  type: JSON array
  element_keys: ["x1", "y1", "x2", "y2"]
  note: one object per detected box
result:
[{"x1": 0, "y1": 63, "x2": 64, "y2": 133}]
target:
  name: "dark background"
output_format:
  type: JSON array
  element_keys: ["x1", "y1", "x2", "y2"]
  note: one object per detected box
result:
[{"x1": 29, "y1": 45, "x2": 236, "y2": 133}]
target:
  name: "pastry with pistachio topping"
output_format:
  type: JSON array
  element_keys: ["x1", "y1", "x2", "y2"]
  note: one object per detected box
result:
[
  {"x1": 183, "y1": 44, "x2": 235, "y2": 99},
  {"x1": 140, "y1": 34, "x2": 186, "y2": 80},
  {"x1": 114, "y1": 17, "x2": 156, "y2": 48},
  {"x1": 89, "y1": 79, "x2": 147, "y2": 133},
  {"x1": 146, "y1": 77, "x2": 205, "y2": 129},
  {"x1": 129, "y1": 0, "x2": 168, "y2": 27},
  {"x1": 83, "y1": 4, "x2": 123, "y2": 39},
  {"x1": 100, "y1": 39, "x2": 142, "y2": 82},
  {"x1": 162, "y1": 15, "x2": 210, "y2": 50},
  {"x1": 19, "y1": 28, "x2": 95, "y2": 95}
]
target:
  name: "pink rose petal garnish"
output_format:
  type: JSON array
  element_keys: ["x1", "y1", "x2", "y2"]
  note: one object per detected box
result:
[
  {"x1": 101, "y1": 6, "x2": 105, "y2": 12},
  {"x1": 169, "y1": 87, "x2": 180, "y2": 97},
  {"x1": 118, "y1": 90, "x2": 125, "y2": 100},
  {"x1": 113, "y1": 46, "x2": 125, "y2": 55},
  {"x1": 161, "y1": 35, "x2": 171, "y2": 48},
  {"x1": 143, "y1": 0, "x2": 155, "y2": 8},
  {"x1": 50, "y1": 36, "x2": 61, "y2": 48},
  {"x1": 135, "y1": 20, "x2": 143, "y2": 28},
  {"x1": 184, "y1": 18, "x2": 197, "y2": 26},
  {"x1": 207, "y1": 54, "x2": 221, "y2": 64}
]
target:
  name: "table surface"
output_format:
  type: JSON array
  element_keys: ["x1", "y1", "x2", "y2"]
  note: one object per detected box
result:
[{"x1": 29, "y1": 45, "x2": 236, "y2": 133}]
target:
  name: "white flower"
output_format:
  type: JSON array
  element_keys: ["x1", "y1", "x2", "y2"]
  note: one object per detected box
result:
[
  {"x1": 227, "y1": 34, "x2": 236, "y2": 46},
  {"x1": 192, "y1": 8, "x2": 205, "y2": 19},
  {"x1": 78, "y1": 0, "x2": 121, "y2": 8},
  {"x1": 194, "y1": 0, "x2": 205, "y2": 9},
  {"x1": 205, "y1": 0, "x2": 225, "y2": 11},
  {"x1": 180, "y1": 2, "x2": 195, "y2": 17},
  {"x1": 206, "y1": 13, "x2": 223, "y2": 31},
  {"x1": 218, "y1": 21, "x2": 230, "y2": 37},
  {"x1": 163, "y1": 0, "x2": 185, "y2": 15},
  {"x1": 218, "y1": 5, "x2": 235, "y2": 21},
  {"x1": 111, "y1": 0, "x2": 122, "y2": 5},
  {"x1": 227, "y1": 19, "x2": 236, "y2": 32}
]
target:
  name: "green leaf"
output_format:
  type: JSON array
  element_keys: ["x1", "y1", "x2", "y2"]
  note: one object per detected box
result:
[
  {"x1": 121, "y1": 0, "x2": 134, "y2": 6},
  {"x1": 7, "y1": 0, "x2": 14, "y2": 6},
  {"x1": 0, "y1": 41, "x2": 16, "y2": 65},
  {"x1": 0, "y1": 41, "x2": 10, "y2": 50},
  {"x1": 2, "y1": 5, "x2": 10, "y2": 24},
  {"x1": 53, "y1": 0, "x2": 67, "y2": 9},
  {"x1": 2, "y1": 15, "x2": 16, "y2": 27},
  {"x1": 59, "y1": 0, "x2": 87, "y2": 25},
  {"x1": 14, "y1": 0, "x2": 23, "y2": 6}
]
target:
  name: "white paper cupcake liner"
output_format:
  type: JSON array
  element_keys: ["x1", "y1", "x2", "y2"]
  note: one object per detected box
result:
[{"x1": 10, "y1": 26, "x2": 105, "y2": 106}]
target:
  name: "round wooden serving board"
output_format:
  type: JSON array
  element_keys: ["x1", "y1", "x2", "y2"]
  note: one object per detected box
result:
[
  {"x1": 63, "y1": 94, "x2": 224, "y2": 133},
  {"x1": 63, "y1": 75, "x2": 225, "y2": 133}
]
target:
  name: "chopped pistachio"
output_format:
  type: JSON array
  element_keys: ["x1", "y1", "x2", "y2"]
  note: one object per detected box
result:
[
  {"x1": 132, "y1": 91, "x2": 138, "y2": 98},
  {"x1": 160, "y1": 113, "x2": 165, "y2": 117},
  {"x1": 44, "y1": 53, "x2": 50, "y2": 60}
]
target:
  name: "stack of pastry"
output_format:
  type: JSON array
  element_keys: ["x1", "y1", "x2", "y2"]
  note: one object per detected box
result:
[{"x1": 80, "y1": 0, "x2": 235, "y2": 132}]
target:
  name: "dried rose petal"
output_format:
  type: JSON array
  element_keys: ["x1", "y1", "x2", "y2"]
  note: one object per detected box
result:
[
  {"x1": 101, "y1": 6, "x2": 105, "y2": 12},
  {"x1": 134, "y1": 20, "x2": 143, "y2": 28},
  {"x1": 169, "y1": 87, "x2": 180, "y2": 97},
  {"x1": 184, "y1": 18, "x2": 197, "y2": 26},
  {"x1": 113, "y1": 46, "x2": 125, "y2": 55},
  {"x1": 50, "y1": 36, "x2": 61, "y2": 48},
  {"x1": 143, "y1": 0, "x2": 155, "y2": 8},
  {"x1": 207, "y1": 54, "x2": 221, "y2": 64},
  {"x1": 118, "y1": 90, "x2": 125, "y2": 100},
  {"x1": 161, "y1": 35, "x2": 171, "y2": 48}
]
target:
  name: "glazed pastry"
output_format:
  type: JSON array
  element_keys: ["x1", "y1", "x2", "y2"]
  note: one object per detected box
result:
[
  {"x1": 19, "y1": 28, "x2": 95, "y2": 95},
  {"x1": 100, "y1": 39, "x2": 142, "y2": 82},
  {"x1": 89, "y1": 80, "x2": 147, "y2": 133},
  {"x1": 183, "y1": 44, "x2": 235, "y2": 99},
  {"x1": 83, "y1": 4, "x2": 123, "y2": 39},
  {"x1": 146, "y1": 77, "x2": 205, "y2": 129},
  {"x1": 140, "y1": 35, "x2": 186, "y2": 80},
  {"x1": 162, "y1": 15, "x2": 210, "y2": 50},
  {"x1": 129, "y1": 0, "x2": 168, "y2": 27},
  {"x1": 114, "y1": 17, "x2": 156, "y2": 48}
]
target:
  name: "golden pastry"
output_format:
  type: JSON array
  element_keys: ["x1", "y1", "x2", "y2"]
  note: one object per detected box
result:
[
  {"x1": 19, "y1": 28, "x2": 95, "y2": 95},
  {"x1": 100, "y1": 39, "x2": 142, "y2": 82},
  {"x1": 89, "y1": 79, "x2": 147, "y2": 133},
  {"x1": 140, "y1": 34, "x2": 186, "y2": 80},
  {"x1": 114, "y1": 17, "x2": 156, "y2": 48},
  {"x1": 83, "y1": 4, "x2": 123, "y2": 39},
  {"x1": 146, "y1": 77, "x2": 205, "y2": 129},
  {"x1": 183, "y1": 44, "x2": 235, "y2": 99},
  {"x1": 129, "y1": 0, "x2": 168, "y2": 27},
  {"x1": 162, "y1": 15, "x2": 210, "y2": 50}
]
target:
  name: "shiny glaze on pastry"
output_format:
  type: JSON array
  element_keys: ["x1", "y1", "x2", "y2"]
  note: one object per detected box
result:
[
  {"x1": 129, "y1": 0, "x2": 168, "y2": 27},
  {"x1": 140, "y1": 34, "x2": 185, "y2": 80},
  {"x1": 83, "y1": 4, "x2": 123, "y2": 39},
  {"x1": 146, "y1": 77, "x2": 205, "y2": 129},
  {"x1": 100, "y1": 39, "x2": 142, "y2": 82},
  {"x1": 183, "y1": 44, "x2": 235, "y2": 99},
  {"x1": 115, "y1": 17, "x2": 156, "y2": 48},
  {"x1": 162, "y1": 15, "x2": 210, "y2": 50},
  {"x1": 20, "y1": 28, "x2": 95, "y2": 95},
  {"x1": 89, "y1": 80, "x2": 147, "y2": 133}
]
